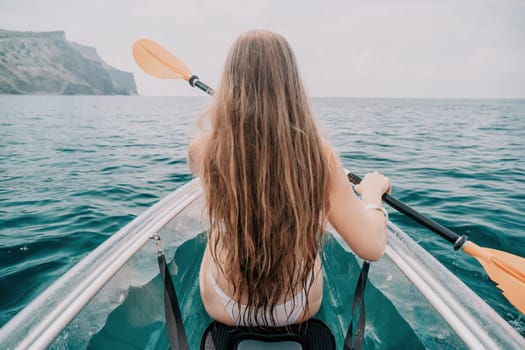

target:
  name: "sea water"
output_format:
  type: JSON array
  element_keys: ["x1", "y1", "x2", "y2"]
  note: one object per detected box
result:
[{"x1": 0, "y1": 96, "x2": 524, "y2": 341}]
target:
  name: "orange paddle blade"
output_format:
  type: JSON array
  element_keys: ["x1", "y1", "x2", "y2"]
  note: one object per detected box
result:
[
  {"x1": 132, "y1": 39, "x2": 192, "y2": 80},
  {"x1": 463, "y1": 242, "x2": 525, "y2": 314}
]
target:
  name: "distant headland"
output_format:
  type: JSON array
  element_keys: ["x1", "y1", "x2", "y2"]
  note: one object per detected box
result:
[{"x1": 0, "y1": 29, "x2": 137, "y2": 95}]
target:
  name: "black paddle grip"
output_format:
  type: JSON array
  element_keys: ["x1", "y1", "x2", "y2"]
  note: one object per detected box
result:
[{"x1": 188, "y1": 75, "x2": 214, "y2": 95}]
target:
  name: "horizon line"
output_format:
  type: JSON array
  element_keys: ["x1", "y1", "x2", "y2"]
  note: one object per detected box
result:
[{"x1": 1, "y1": 94, "x2": 524, "y2": 100}]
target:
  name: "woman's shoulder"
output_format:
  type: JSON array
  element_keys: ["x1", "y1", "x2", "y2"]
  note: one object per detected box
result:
[
  {"x1": 190, "y1": 131, "x2": 211, "y2": 148},
  {"x1": 188, "y1": 132, "x2": 211, "y2": 176},
  {"x1": 320, "y1": 140, "x2": 340, "y2": 173},
  {"x1": 319, "y1": 141, "x2": 350, "y2": 195}
]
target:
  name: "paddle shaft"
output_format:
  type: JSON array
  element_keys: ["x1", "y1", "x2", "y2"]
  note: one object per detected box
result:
[{"x1": 347, "y1": 172, "x2": 468, "y2": 250}]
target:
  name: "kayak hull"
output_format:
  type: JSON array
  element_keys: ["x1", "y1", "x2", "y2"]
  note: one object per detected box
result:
[{"x1": 1, "y1": 178, "x2": 523, "y2": 349}]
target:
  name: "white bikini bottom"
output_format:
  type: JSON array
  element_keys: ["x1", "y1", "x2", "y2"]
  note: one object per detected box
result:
[{"x1": 210, "y1": 272, "x2": 312, "y2": 327}]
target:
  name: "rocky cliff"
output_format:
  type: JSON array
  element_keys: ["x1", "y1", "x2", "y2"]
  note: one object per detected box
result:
[{"x1": 0, "y1": 30, "x2": 137, "y2": 95}]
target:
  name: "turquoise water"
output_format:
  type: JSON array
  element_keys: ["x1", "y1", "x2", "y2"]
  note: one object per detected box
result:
[{"x1": 1, "y1": 96, "x2": 524, "y2": 339}]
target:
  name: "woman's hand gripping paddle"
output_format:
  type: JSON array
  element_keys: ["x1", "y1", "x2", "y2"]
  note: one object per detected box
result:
[
  {"x1": 348, "y1": 172, "x2": 525, "y2": 315},
  {"x1": 132, "y1": 38, "x2": 214, "y2": 95}
]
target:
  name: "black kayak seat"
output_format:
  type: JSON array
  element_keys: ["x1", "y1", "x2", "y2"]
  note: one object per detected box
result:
[{"x1": 200, "y1": 319, "x2": 336, "y2": 350}]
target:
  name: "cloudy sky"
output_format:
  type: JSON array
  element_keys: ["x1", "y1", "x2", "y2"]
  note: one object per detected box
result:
[{"x1": 1, "y1": 0, "x2": 524, "y2": 98}]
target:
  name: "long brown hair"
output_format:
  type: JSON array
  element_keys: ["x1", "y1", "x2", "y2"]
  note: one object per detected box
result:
[{"x1": 201, "y1": 30, "x2": 330, "y2": 325}]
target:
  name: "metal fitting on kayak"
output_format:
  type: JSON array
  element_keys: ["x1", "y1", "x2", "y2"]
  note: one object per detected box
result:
[
  {"x1": 152, "y1": 233, "x2": 164, "y2": 257},
  {"x1": 188, "y1": 75, "x2": 199, "y2": 87},
  {"x1": 453, "y1": 235, "x2": 468, "y2": 251}
]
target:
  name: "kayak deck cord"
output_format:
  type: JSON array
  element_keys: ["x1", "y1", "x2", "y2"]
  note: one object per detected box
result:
[
  {"x1": 153, "y1": 234, "x2": 190, "y2": 350},
  {"x1": 344, "y1": 261, "x2": 370, "y2": 350}
]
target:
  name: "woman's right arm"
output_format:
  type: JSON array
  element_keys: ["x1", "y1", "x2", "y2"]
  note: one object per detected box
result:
[{"x1": 326, "y1": 150, "x2": 391, "y2": 261}]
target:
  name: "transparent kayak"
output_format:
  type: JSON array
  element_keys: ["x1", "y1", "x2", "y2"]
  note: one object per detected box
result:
[{"x1": 0, "y1": 178, "x2": 523, "y2": 349}]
